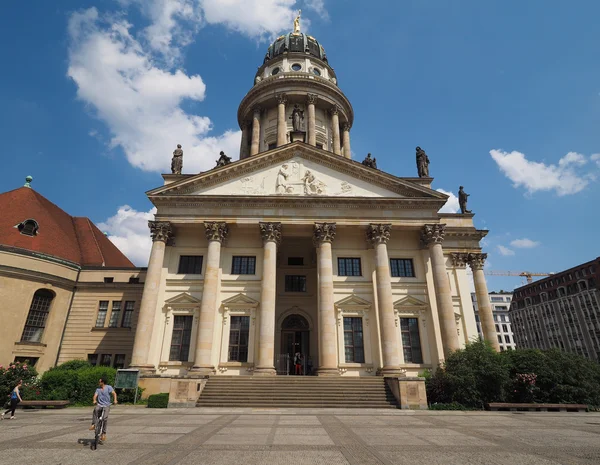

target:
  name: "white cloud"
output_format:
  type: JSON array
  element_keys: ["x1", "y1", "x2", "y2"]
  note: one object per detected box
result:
[
  {"x1": 304, "y1": 0, "x2": 328, "y2": 19},
  {"x1": 510, "y1": 238, "x2": 540, "y2": 248},
  {"x1": 592, "y1": 153, "x2": 600, "y2": 168},
  {"x1": 436, "y1": 189, "x2": 459, "y2": 213},
  {"x1": 497, "y1": 245, "x2": 515, "y2": 256},
  {"x1": 489, "y1": 149, "x2": 595, "y2": 196},
  {"x1": 98, "y1": 205, "x2": 156, "y2": 266}
]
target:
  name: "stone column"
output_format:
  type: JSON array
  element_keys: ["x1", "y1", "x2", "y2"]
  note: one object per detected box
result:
[
  {"x1": 342, "y1": 123, "x2": 351, "y2": 159},
  {"x1": 421, "y1": 224, "x2": 459, "y2": 357},
  {"x1": 255, "y1": 222, "x2": 282, "y2": 375},
  {"x1": 367, "y1": 224, "x2": 403, "y2": 374},
  {"x1": 239, "y1": 121, "x2": 250, "y2": 159},
  {"x1": 276, "y1": 94, "x2": 287, "y2": 147},
  {"x1": 190, "y1": 222, "x2": 228, "y2": 373},
  {"x1": 250, "y1": 107, "x2": 261, "y2": 156},
  {"x1": 468, "y1": 253, "x2": 500, "y2": 352},
  {"x1": 307, "y1": 93, "x2": 317, "y2": 146},
  {"x1": 314, "y1": 223, "x2": 339, "y2": 376},
  {"x1": 331, "y1": 105, "x2": 341, "y2": 155},
  {"x1": 130, "y1": 221, "x2": 173, "y2": 371}
]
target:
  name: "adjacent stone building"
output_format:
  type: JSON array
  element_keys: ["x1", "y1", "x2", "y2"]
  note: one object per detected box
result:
[
  {"x1": 472, "y1": 291, "x2": 515, "y2": 351},
  {"x1": 510, "y1": 257, "x2": 600, "y2": 360},
  {"x1": 131, "y1": 21, "x2": 497, "y2": 394},
  {"x1": 0, "y1": 179, "x2": 145, "y2": 373}
]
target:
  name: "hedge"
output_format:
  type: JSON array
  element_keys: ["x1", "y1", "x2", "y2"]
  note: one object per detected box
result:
[
  {"x1": 40, "y1": 364, "x2": 116, "y2": 405},
  {"x1": 426, "y1": 340, "x2": 600, "y2": 409},
  {"x1": 147, "y1": 393, "x2": 169, "y2": 408}
]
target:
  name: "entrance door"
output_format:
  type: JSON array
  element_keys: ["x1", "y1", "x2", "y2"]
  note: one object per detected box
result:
[{"x1": 280, "y1": 314, "x2": 310, "y2": 375}]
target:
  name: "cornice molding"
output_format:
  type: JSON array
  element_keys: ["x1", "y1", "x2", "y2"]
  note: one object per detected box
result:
[{"x1": 0, "y1": 265, "x2": 76, "y2": 291}]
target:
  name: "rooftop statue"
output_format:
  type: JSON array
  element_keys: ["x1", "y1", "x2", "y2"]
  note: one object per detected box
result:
[
  {"x1": 293, "y1": 9, "x2": 301, "y2": 34},
  {"x1": 416, "y1": 146, "x2": 430, "y2": 178},
  {"x1": 458, "y1": 186, "x2": 472, "y2": 214},
  {"x1": 361, "y1": 153, "x2": 378, "y2": 169},
  {"x1": 171, "y1": 144, "x2": 183, "y2": 174},
  {"x1": 215, "y1": 151, "x2": 232, "y2": 168}
]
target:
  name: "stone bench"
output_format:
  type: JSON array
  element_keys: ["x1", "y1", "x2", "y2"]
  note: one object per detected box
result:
[
  {"x1": 18, "y1": 400, "x2": 70, "y2": 409},
  {"x1": 487, "y1": 402, "x2": 587, "y2": 412}
]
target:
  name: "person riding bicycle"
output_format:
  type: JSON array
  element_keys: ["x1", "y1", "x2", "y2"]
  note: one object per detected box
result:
[{"x1": 88, "y1": 377, "x2": 117, "y2": 442}]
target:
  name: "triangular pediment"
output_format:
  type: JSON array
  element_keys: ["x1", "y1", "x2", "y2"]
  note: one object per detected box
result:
[
  {"x1": 335, "y1": 294, "x2": 372, "y2": 309},
  {"x1": 164, "y1": 293, "x2": 201, "y2": 305},
  {"x1": 221, "y1": 293, "x2": 259, "y2": 308},
  {"x1": 148, "y1": 143, "x2": 447, "y2": 203},
  {"x1": 393, "y1": 295, "x2": 427, "y2": 309}
]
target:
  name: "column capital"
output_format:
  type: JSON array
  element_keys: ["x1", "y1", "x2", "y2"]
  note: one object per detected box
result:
[
  {"x1": 420, "y1": 224, "x2": 446, "y2": 247},
  {"x1": 329, "y1": 104, "x2": 341, "y2": 115},
  {"x1": 276, "y1": 93, "x2": 287, "y2": 105},
  {"x1": 450, "y1": 252, "x2": 470, "y2": 269},
  {"x1": 149, "y1": 221, "x2": 173, "y2": 243},
  {"x1": 252, "y1": 106, "x2": 262, "y2": 116},
  {"x1": 259, "y1": 222, "x2": 282, "y2": 246},
  {"x1": 467, "y1": 252, "x2": 487, "y2": 270},
  {"x1": 307, "y1": 93, "x2": 318, "y2": 105},
  {"x1": 342, "y1": 122, "x2": 351, "y2": 131},
  {"x1": 313, "y1": 222, "x2": 336, "y2": 244},
  {"x1": 204, "y1": 221, "x2": 229, "y2": 243},
  {"x1": 367, "y1": 223, "x2": 391, "y2": 245}
]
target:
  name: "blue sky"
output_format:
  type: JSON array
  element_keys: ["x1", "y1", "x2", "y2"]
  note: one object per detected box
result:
[{"x1": 1, "y1": 0, "x2": 598, "y2": 291}]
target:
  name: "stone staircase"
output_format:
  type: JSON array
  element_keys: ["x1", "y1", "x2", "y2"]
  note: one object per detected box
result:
[{"x1": 196, "y1": 376, "x2": 398, "y2": 408}]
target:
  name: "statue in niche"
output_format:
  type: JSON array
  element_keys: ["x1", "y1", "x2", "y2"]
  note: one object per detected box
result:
[
  {"x1": 215, "y1": 151, "x2": 232, "y2": 168},
  {"x1": 276, "y1": 164, "x2": 292, "y2": 194},
  {"x1": 416, "y1": 146, "x2": 430, "y2": 177},
  {"x1": 171, "y1": 144, "x2": 183, "y2": 174},
  {"x1": 290, "y1": 104, "x2": 304, "y2": 132},
  {"x1": 361, "y1": 153, "x2": 378, "y2": 169},
  {"x1": 302, "y1": 169, "x2": 326, "y2": 195},
  {"x1": 458, "y1": 186, "x2": 472, "y2": 214}
]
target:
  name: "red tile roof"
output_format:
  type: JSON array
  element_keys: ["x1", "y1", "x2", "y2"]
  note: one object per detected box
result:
[{"x1": 0, "y1": 187, "x2": 134, "y2": 267}]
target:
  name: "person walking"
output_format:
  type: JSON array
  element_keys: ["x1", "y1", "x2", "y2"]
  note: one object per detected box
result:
[
  {"x1": 88, "y1": 377, "x2": 117, "y2": 442},
  {"x1": 1, "y1": 380, "x2": 23, "y2": 420}
]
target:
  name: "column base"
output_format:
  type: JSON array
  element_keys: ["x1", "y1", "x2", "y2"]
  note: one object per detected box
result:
[
  {"x1": 316, "y1": 367, "x2": 340, "y2": 377},
  {"x1": 188, "y1": 365, "x2": 216, "y2": 375},
  {"x1": 128, "y1": 364, "x2": 156, "y2": 375},
  {"x1": 253, "y1": 367, "x2": 276, "y2": 376},
  {"x1": 376, "y1": 366, "x2": 406, "y2": 377}
]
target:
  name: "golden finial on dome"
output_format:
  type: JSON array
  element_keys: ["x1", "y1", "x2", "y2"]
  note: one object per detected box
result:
[{"x1": 293, "y1": 9, "x2": 301, "y2": 34}]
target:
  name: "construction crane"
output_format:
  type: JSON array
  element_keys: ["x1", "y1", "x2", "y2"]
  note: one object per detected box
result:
[{"x1": 480, "y1": 270, "x2": 554, "y2": 284}]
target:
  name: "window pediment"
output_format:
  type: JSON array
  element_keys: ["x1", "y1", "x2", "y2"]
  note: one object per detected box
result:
[
  {"x1": 393, "y1": 296, "x2": 427, "y2": 318},
  {"x1": 334, "y1": 294, "x2": 372, "y2": 312},
  {"x1": 164, "y1": 292, "x2": 201, "y2": 311},
  {"x1": 221, "y1": 293, "x2": 259, "y2": 311}
]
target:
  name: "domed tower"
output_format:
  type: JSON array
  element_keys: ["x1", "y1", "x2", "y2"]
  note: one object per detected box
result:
[{"x1": 237, "y1": 12, "x2": 353, "y2": 160}]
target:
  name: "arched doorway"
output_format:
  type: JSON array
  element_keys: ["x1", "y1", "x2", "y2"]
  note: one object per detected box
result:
[{"x1": 280, "y1": 314, "x2": 310, "y2": 375}]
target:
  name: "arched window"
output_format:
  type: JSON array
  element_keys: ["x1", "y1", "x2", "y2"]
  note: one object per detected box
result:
[
  {"x1": 21, "y1": 289, "x2": 54, "y2": 343},
  {"x1": 17, "y1": 219, "x2": 39, "y2": 236}
]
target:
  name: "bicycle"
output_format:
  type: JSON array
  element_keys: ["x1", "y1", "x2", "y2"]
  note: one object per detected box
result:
[{"x1": 91, "y1": 406, "x2": 107, "y2": 451}]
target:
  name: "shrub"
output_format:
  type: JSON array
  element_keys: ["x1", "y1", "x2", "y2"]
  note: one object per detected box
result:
[
  {"x1": 40, "y1": 363, "x2": 116, "y2": 405},
  {"x1": 147, "y1": 393, "x2": 169, "y2": 408},
  {"x1": 53, "y1": 359, "x2": 92, "y2": 371},
  {"x1": 0, "y1": 360, "x2": 38, "y2": 406},
  {"x1": 116, "y1": 387, "x2": 145, "y2": 404}
]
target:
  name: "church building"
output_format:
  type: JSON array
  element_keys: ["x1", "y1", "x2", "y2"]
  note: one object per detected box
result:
[{"x1": 131, "y1": 17, "x2": 497, "y2": 395}]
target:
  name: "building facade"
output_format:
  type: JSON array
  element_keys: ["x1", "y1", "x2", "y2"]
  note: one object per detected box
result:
[
  {"x1": 131, "y1": 21, "x2": 498, "y2": 390},
  {"x1": 510, "y1": 257, "x2": 600, "y2": 360},
  {"x1": 0, "y1": 180, "x2": 145, "y2": 373},
  {"x1": 472, "y1": 291, "x2": 515, "y2": 350}
]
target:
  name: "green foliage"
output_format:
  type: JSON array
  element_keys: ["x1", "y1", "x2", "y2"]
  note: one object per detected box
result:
[
  {"x1": 147, "y1": 393, "x2": 169, "y2": 408},
  {"x1": 40, "y1": 363, "x2": 116, "y2": 405},
  {"x1": 426, "y1": 340, "x2": 600, "y2": 409},
  {"x1": 0, "y1": 360, "x2": 38, "y2": 405},
  {"x1": 116, "y1": 387, "x2": 145, "y2": 404},
  {"x1": 52, "y1": 359, "x2": 92, "y2": 371},
  {"x1": 428, "y1": 402, "x2": 472, "y2": 411}
]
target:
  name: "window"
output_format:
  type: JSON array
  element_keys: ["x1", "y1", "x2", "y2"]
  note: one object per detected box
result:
[
  {"x1": 122, "y1": 301, "x2": 135, "y2": 328},
  {"x1": 343, "y1": 317, "x2": 365, "y2": 363},
  {"x1": 338, "y1": 258, "x2": 361, "y2": 276},
  {"x1": 288, "y1": 257, "x2": 304, "y2": 266},
  {"x1": 228, "y1": 316, "x2": 250, "y2": 362},
  {"x1": 268, "y1": 142, "x2": 276, "y2": 150},
  {"x1": 475, "y1": 315, "x2": 480, "y2": 322},
  {"x1": 128, "y1": 277, "x2": 140, "y2": 284},
  {"x1": 21, "y1": 289, "x2": 54, "y2": 342},
  {"x1": 17, "y1": 219, "x2": 39, "y2": 236},
  {"x1": 285, "y1": 275, "x2": 307, "y2": 292},
  {"x1": 502, "y1": 324, "x2": 508, "y2": 333},
  {"x1": 96, "y1": 301, "x2": 109, "y2": 327},
  {"x1": 495, "y1": 324, "x2": 500, "y2": 332},
  {"x1": 231, "y1": 256, "x2": 256, "y2": 275},
  {"x1": 390, "y1": 259, "x2": 415, "y2": 277},
  {"x1": 178, "y1": 255, "x2": 203, "y2": 274},
  {"x1": 104, "y1": 277, "x2": 114, "y2": 283},
  {"x1": 100, "y1": 354, "x2": 112, "y2": 366},
  {"x1": 109, "y1": 301, "x2": 122, "y2": 328},
  {"x1": 497, "y1": 335, "x2": 502, "y2": 343},
  {"x1": 169, "y1": 316, "x2": 193, "y2": 361},
  {"x1": 491, "y1": 296, "x2": 504, "y2": 302},
  {"x1": 113, "y1": 354, "x2": 126, "y2": 369},
  {"x1": 504, "y1": 335, "x2": 511, "y2": 344},
  {"x1": 401, "y1": 318, "x2": 423, "y2": 363},
  {"x1": 271, "y1": 67, "x2": 280, "y2": 75},
  {"x1": 291, "y1": 63, "x2": 302, "y2": 71},
  {"x1": 312, "y1": 67, "x2": 321, "y2": 76},
  {"x1": 88, "y1": 354, "x2": 99, "y2": 366},
  {"x1": 316, "y1": 143, "x2": 324, "y2": 149},
  {"x1": 14, "y1": 357, "x2": 39, "y2": 367}
]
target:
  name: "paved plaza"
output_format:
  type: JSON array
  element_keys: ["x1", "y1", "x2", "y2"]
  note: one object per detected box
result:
[{"x1": 0, "y1": 407, "x2": 599, "y2": 464}]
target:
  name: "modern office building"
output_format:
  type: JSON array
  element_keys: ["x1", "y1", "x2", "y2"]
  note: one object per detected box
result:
[{"x1": 472, "y1": 291, "x2": 515, "y2": 350}]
